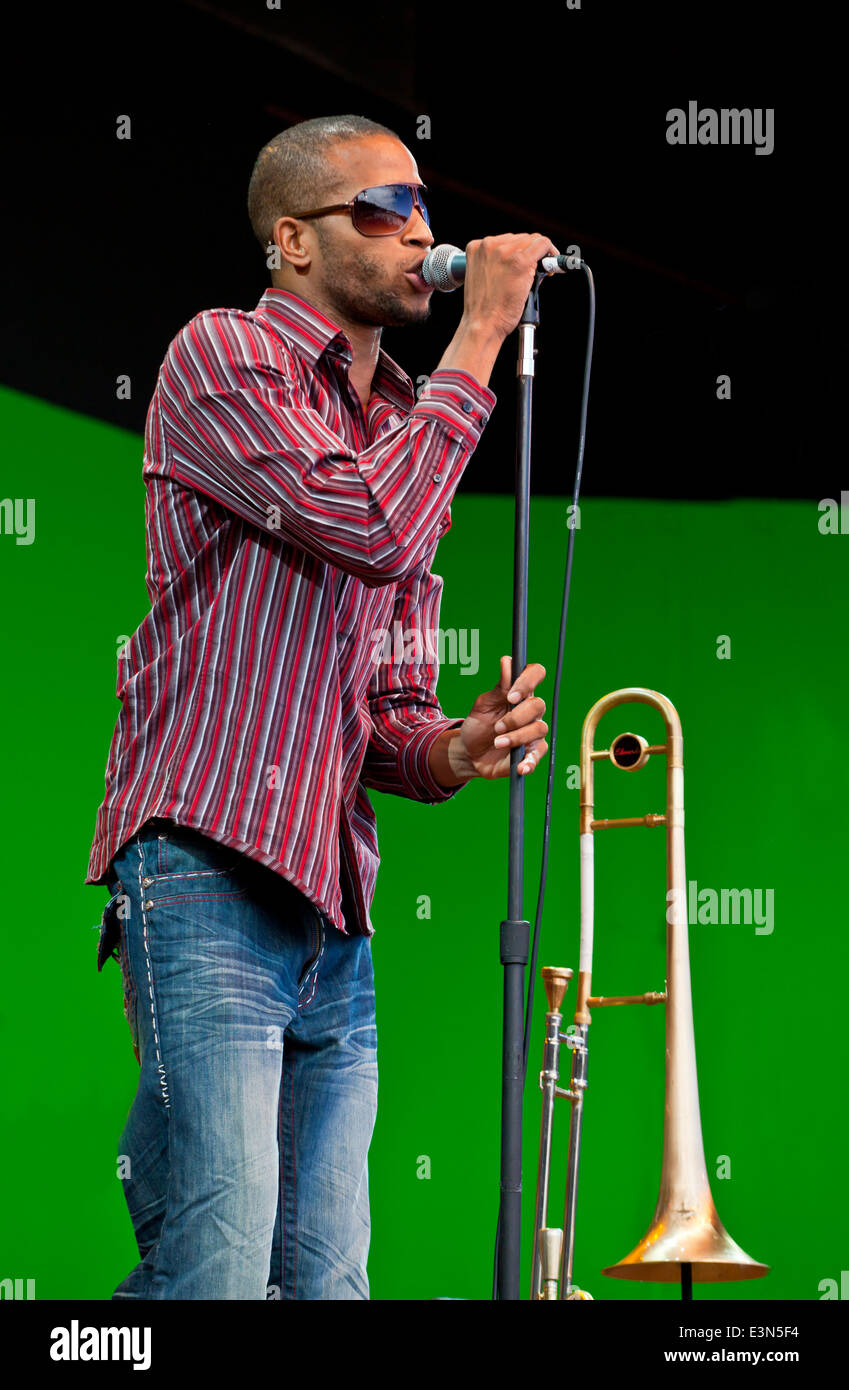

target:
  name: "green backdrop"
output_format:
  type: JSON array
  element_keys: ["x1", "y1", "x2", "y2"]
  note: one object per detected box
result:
[{"x1": 1, "y1": 383, "x2": 845, "y2": 1301}]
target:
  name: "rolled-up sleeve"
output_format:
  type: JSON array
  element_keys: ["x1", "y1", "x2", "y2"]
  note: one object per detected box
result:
[
  {"x1": 359, "y1": 558, "x2": 470, "y2": 803},
  {"x1": 154, "y1": 309, "x2": 496, "y2": 587}
]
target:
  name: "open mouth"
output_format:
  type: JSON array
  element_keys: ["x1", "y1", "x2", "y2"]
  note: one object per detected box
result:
[{"x1": 404, "y1": 269, "x2": 432, "y2": 293}]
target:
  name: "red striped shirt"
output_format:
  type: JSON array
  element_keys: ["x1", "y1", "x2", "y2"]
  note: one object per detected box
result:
[{"x1": 84, "y1": 287, "x2": 496, "y2": 936}]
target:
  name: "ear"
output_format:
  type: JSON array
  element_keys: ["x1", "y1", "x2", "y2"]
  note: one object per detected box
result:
[{"x1": 272, "y1": 216, "x2": 313, "y2": 270}]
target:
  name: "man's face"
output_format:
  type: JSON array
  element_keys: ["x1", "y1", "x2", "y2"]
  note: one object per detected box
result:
[{"x1": 301, "y1": 136, "x2": 435, "y2": 328}]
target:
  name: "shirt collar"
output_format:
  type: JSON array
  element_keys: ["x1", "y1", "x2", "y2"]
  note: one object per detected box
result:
[{"x1": 255, "y1": 286, "x2": 415, "y2": 412}]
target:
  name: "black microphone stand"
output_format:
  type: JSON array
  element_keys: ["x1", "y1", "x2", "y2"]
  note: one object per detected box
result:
[{"x1": 496, "y1": 268, "x2": 549, "y2": 1299}]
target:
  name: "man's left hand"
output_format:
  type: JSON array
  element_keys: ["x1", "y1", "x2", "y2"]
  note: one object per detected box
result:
[{"x1": 454, "y1": 656, "x2": 549, "y2": 779}]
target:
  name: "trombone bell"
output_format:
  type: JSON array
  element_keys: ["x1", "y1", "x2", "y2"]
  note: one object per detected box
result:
[{"x1": 603, "y1": 1197, "x2": 770, "y2": 1282}]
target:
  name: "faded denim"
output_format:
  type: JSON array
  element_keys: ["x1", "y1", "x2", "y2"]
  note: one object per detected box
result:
[{"x1": 98, "y1": 818, "x2": 377, "y2": 1300}]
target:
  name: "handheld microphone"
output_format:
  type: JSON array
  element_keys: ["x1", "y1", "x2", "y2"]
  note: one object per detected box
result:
[{"x1": 420, "y1": 244, "x2": 581, "y2": 292}]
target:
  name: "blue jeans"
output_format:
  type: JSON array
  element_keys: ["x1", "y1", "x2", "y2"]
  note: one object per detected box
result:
[{"x1": 101, "y1": 818, "x2": 377, "y2": 1300}]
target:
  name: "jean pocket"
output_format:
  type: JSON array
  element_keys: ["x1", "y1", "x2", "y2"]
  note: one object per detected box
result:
[{"x1": 139, "y1": 822, "x2": 248, "y2": 901}]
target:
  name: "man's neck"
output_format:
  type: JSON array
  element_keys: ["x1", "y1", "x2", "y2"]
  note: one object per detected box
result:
[
  {"x1": 275, "y1": 280, "x2": 380, "y2": 408},
  {"x1": 347, "y1": 358, "x2": 377, "y2": 409}
]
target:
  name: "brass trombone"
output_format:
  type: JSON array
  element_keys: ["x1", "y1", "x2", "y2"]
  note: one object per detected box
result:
[{"x1": 530, "y1": 688, "x2": 768, "y2": 1300}]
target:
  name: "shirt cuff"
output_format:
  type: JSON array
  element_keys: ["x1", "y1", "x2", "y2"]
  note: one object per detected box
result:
[
  {"x1": 412, "y1": 370, "x2": 496, "y2": 442},
  {"x1": 399, "y1": 717, "x2": 469, "y2": 803}
]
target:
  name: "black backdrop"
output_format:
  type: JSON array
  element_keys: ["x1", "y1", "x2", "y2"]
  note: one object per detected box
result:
[{"x1": 2, "y1": 0, "x2": 837, "y2": 499}]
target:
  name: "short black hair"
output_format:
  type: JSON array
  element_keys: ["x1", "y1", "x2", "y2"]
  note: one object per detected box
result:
[{"x1": 247, "y1": 114, "x2": 400, "y2": 252}]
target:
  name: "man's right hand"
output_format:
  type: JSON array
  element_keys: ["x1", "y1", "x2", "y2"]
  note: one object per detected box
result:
[{"x1": 461, "y1": 233, "x2": 561, "y2": 342}]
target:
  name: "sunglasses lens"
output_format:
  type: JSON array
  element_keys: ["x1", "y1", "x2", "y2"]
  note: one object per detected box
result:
[{"x1": 354, "y1": 185, "x2": 430, "y2": 234}]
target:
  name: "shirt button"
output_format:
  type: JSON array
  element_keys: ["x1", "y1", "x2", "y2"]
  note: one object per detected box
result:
[
  {"x1": 461, "y1": 400, "x2": 473, "y2": 413},
  {"x1": 433, "y1": 472, "x2": 442, "y2": 482}
]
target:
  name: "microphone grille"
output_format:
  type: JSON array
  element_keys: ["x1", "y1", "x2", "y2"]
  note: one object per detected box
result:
[{"x1": 421, "y1": 244, "x2": 463, "y2": 292}]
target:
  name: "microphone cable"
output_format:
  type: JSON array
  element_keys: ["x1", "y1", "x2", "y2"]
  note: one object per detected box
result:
[{"x1": 493, "y1": 261, "x2": 596, "y2": 1299}]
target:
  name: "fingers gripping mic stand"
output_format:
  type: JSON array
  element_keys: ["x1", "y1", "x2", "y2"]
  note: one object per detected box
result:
[{"x1": 496, "y1": 267, "x2": 551, "y2": 1300}]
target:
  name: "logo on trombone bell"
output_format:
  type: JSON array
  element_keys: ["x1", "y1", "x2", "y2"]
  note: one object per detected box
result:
[{"x1": 667, "y1": 883, "x2": 774, "y2": 935}]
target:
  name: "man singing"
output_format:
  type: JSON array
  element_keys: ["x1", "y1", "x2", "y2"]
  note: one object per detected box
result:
[{"x1": 86, "y1": 113, "x2": 553, "y2": 1300}]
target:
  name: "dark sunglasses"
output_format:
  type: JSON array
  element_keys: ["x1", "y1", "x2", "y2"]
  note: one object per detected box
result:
[{"x1": 290, "y1": 182, "x2": 431, "y2": 237}]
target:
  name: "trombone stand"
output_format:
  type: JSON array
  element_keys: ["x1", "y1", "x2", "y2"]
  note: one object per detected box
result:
[{"x1": 496, "y1": 270, "x2": 548, "y2": 1300}]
